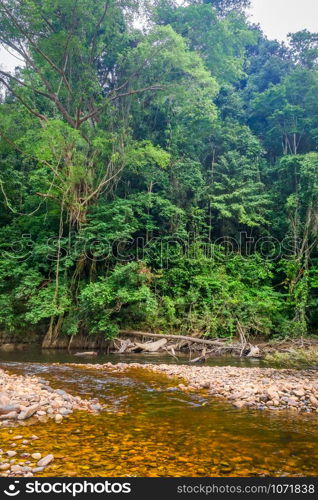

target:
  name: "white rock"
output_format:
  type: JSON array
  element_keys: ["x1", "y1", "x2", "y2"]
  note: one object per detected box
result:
[{"x1": 37, "y1": 454, "x2": 54, "y2": 467}]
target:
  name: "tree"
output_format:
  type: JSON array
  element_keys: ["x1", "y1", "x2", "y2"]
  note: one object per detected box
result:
[
  {"x1": 275, "y1": 153, "x2": 318, "y2": 334},
  {"x1": 243, "y1": 35, "x2": 292, "y2": 95},
  {"x1": 288, "y1": 30, "x2": 318, "y2": 69},
  {"x1": 1, "y1": 0, "x2": 318, "y2": 342},
  {"x1": 0, "y1": 0, "x2": 218, "y2": 343},
  {"x1": 249, "y1": 69, "x2": 318, "y2": 158},
  {"x1": 155, "y1": 1, "x2": 256, "y2": 84},
  {"x1": 202, "y1": 0, "x2": 251, "y2": 15}
]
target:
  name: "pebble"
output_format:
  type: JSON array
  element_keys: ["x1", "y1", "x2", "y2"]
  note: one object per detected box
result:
[
  {"x1": 10, "y1": 465, "x2": 22, "y2": 473},
  {"x1": 0, "y1": 368, "x2": 103, "y2": 478},
  {"x1": 0, "y1": 368, "x2": 102, "y2": 431},
  {"x1": 37, "y1": 454, "x2": 54, "y2": 467},
  {"x1": 59, "y1": 408, "x2": 71, "y2": 416},
  {"x1": 0, "y1": 464, "x2": 10, "y2": 471},
  {"x1": 6, "y1": 451, "x2": 17, "y2": 457},
  {"x1": 96, "y1": 362, "x2": 318, "y2": 413},
  {"x1": 32, "y1": 467, "x2": 44, "y2": 473}
]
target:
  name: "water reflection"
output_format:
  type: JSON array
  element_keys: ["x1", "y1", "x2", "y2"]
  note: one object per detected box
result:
[{"x1": 0, "y1": 345, "x2": 265, "y2": 367}]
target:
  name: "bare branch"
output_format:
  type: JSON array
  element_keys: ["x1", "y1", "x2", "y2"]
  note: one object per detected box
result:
[
  {"x1": 0, "y1": 37, "x2": 77, "y2": 128},
  {"x1": 0, "y1": 43, "x2": 25, "y2": 64},
  {"x1": 109, "y1": 85, "x2": 163, "y2": 102},
  {"x1": 35, "y1": 191, "x2": 58, "y2": 201},
  {"x1": 0, "y1": 77, "x2": 48, "y2": 122},
  {"x1": 0, "y1": 69, "x2": 51, "y2": 99}
]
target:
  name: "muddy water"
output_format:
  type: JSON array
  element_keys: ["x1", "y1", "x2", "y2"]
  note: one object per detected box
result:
[{"x1": 1, "y1": 353, "x2": 318, "y2": 477}]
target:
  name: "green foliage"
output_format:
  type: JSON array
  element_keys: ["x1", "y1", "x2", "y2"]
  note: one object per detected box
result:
[
  {"x1": 0, "y1": 0, "x2": 318, "y2": 342},
  {"x1": 249, "y1": 69, "x2": 318, "y2": 157},
  {"x1": 155, "y1": 2, "x2": 255, "y2": 83},
  {"x1": 288, "y1": 30, "x2": 318, "y2": 69},
  {"x1": 152, "y1": 252, "x2": 285, "y2": 337},
  {"x1": 265, "y1": 348, "x2": 318, "y2": 369},
  {"x1": 79, "y1": 262, "x2": 157, "y2": 337}
]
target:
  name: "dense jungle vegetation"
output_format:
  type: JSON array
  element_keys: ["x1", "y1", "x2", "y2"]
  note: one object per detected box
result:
[{"x1": 0, "y1": 0, "x2": 318, "y2": 344}]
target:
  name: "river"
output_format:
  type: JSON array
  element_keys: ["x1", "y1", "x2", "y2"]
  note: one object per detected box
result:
[{"x1": 0, "y1": 347, "x2": 318, "y2": 477}]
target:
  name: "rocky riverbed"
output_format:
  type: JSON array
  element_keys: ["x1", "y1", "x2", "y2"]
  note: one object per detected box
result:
[
  {"x1": 0, "y1": 368, "x2": 102, "y2": 426},
  {"x1": 0, "y1": 434, "x2": 55, "y2": 477},
  {"x1": 0, "y1": 367, "x2": 103, "y2": 477},
  {"x1": 78, "y1": 362, "x2": 318, "y2": 413}
]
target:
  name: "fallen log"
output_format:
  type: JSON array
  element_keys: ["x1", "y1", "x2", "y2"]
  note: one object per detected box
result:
[
  {"x1": 119, "y1": 330, "x2": 230, "y2": 348},
  {"x1": 189, "y1": 347, "x2": 207, "y2": 363},
  {"x1": 189, "y1": 355, "x2": 206, "y2": 363},
  {"x1": 133, "y1": 338, "x2": 167, "y2": 352},
  {"x1": 74, "y1": 351, "x2": 98, "y2": 357},
  {"x1": 114, "y1": 339, "x2": 134, "y2": 353},
  {"x1": 246, "y1": 345, "x2": 261, "y2": 358}
]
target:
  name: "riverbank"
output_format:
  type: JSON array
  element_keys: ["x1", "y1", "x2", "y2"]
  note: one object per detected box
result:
[
  {"x1": 79, "y1": 362, "x2": 318, "y2": 413},
  {"x1": 2, "y1": 334, "x2": 318, "y2": 366},
  {"x1": 0, "y1": 368, "x2": 102, "y2": 427}
]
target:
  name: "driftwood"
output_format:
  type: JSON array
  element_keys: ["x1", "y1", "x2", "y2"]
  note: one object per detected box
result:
[
  {"x1": 246, "y1": 345, "x2": 261, "y2": 358},
  {"x1": 133, "y1": 338, "x2": 167, "y2": 352},
  {"x1": 189, "y1": 348, "x2": 208, "y2": 363},
  {"x1": 113, "y1": 339, "x2": 135, "y2": 353},
  {"x1": 116, "y1": 330, "x2": 259, "y2": 357},
  {"x1": 164, "y1": 345, "x2": 178, "y2": 360},
  {"x1": 237, "y1": 321, "x2": 248, "y2": 358},
  {"x1": 119, "y1": 330, "x2": 229, "y2": 348},
  {"x1": 74, "y1": 351, "x2": 98, "y2": 357}
]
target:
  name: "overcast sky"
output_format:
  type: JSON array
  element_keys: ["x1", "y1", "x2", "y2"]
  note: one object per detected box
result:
[
  {"x1": 1, "y1": 0, "x2": 318, "y2": 71},
  {"x1": 248, "y1": 0, "x2": 318, "y2": 41}
]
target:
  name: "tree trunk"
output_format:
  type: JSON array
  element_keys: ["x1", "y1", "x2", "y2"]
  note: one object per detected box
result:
[{"x1": 42, "y1": 315, "x2": 64, "y2": 348}]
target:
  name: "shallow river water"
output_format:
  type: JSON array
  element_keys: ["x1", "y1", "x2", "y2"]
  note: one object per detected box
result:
[{"x1": 1, "y1": 348, "x2": 318, "y2": 477}]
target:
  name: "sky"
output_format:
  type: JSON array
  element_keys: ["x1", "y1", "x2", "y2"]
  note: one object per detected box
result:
[{"x1": 1, "y1": 0, "x2": 318, "y2": 71}]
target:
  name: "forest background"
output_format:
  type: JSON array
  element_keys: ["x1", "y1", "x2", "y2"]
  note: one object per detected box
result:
[{"x1": 1, "y1": 0, "x2": 318, "y2": 345}]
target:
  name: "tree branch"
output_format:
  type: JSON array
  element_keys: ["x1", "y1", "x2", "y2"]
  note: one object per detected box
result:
[
  {"x1": 81, "y1": 163, "x2": 125, "y2": 206},
  {"x1": 0, "y1": 129, "x2": 64, "y2": 183},
  {"x1": 90, "y1": 0, "x2": 110, "y2": 63},
  {"x1": 0, "y1": 69, "x2": 51, "y2": 99},
  {"x1": 0, "y1": 77, "x2": 48, "y2": 122},
  {"x1": 0, "y1": 0, "x2": 73, "y2": 95},
  {"x1": 0, "y1": 36, "x2": 78, "y2": 128},
  {"x1": 78, "y1": 85, "x2": 163, "y2": 126}
]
